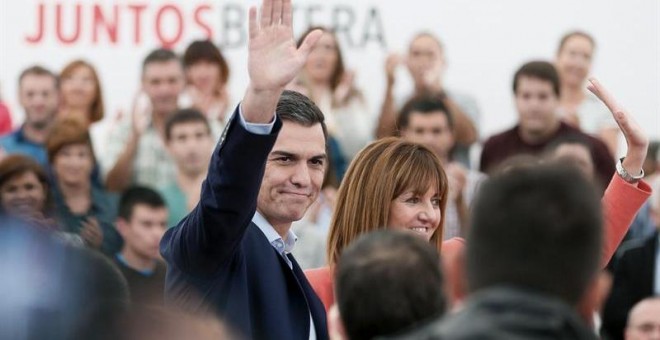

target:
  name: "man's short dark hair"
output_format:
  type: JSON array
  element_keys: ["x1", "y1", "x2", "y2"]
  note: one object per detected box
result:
[
  {"x1": 165, "y1": 108, "x2": 211, "y2": 141},
  {"x1": 276, "y1": 90, "x2": 328, "y2": 141},
  {"x1": 118, "y1": 186, "x2": 166, "y2": 221},
  {"x1": 336, "y1": 230, "x2": 446, "y2": 340},
  {"x1": 142, "y1": 48, "x2": 181, "y2": 74},
  {"x1": 397, "y1": 93, "x2": 453, "y2": 131},
  {"x1": 18, "y1": 65, "x2": 59, "y2": 89},
  {"x1": 544, "y1": 133, "x2": 594, "y2": 157},
  {"x1": 512, "y1": 61, "x2": 561, "y2": 97},
  {"x1": 467, "y1": 165, "x2": 602, "y2": 305}
]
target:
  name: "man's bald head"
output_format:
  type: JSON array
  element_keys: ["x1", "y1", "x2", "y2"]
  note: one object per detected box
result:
[{"x1": 625, "y1": 297, "x2": 660, "y2": 340}]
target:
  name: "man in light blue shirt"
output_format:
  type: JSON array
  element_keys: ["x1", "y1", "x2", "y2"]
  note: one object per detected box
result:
[{"x1": 0, "y1": 66, "x2": 59, "y2": 166}]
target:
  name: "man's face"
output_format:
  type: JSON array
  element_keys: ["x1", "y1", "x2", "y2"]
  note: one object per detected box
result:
[
  {"x1": 119, "y1": 204, "x2": 168, "y2": 260},
  {"x1": 142, "y1": 60, "x2": 185, "y2": 116},
  {"x1": 19, "y1": 74, "x2": 59, "y2": 127},
  {"x1": 626, "y1": 299, "x2": 660, "y2": 340},
  {"x1": 400, "y1": 111, "x2": 454, "y2": 158},
  {"x1": 515, "y1": 76, "x2": 560, "y2": 139},
  {"x1": 257, "y1": 121, "x2": 326, "y2": 227},
  {"x1": 166, "y1": 122, "x2": 213, "y2": 176},
  {"x1": 406, "y1": 35, "x2": 445, "y2": 86}
]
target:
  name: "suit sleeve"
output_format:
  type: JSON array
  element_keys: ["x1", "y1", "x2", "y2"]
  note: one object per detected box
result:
[
  {"x1": 159, "y1": 105, "x2": 282, "y2": 275},
  {"x1": 601, "y1": 251, "x2": 640, "y2": 340}
]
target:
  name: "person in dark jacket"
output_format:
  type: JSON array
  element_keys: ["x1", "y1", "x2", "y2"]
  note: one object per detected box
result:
[{"x1": 160, "y1": 0, "x2": 329, "y2": 338}]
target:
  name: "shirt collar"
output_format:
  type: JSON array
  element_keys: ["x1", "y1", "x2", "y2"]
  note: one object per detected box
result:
[
  {"x1": 15, "y1": 126, "x2": 29, "y2": 142},
  {"x1": 252, "y1": 211, "x2": 297, "y2": 254}
]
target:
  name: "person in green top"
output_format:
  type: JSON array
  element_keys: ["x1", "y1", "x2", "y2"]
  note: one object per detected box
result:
[
  {"x1": 160, "y1": 108, "x2": 214, "y2": 228},
  {"x1": 46, "y1": 116, "x2": 122, "y2": 254}
]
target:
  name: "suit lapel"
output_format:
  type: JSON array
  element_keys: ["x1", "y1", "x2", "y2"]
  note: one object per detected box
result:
[
  {"x1": 641, "y1": 234, "x2": 657, "y2": 296},
  {"x1": 290, "y1": 254, "x2": 329, "y2": 340}
]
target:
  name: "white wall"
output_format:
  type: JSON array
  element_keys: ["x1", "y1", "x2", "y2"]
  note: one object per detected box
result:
[{"x1": 1, "y1": 0, "x2": 658, "y2": 150}]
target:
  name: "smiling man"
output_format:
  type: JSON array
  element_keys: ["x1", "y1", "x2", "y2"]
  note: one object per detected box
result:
[
  {"x1": 159, "y1": 0, "x2": 329, "y2": 339},
  {"x1": 479, "y1": 61, "x2": 614, "y2": 188}
]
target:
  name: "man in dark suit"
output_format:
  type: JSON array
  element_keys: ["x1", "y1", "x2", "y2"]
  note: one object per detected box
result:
[
  {"x1": 602, "y1": 177, "x2": 660, "y2": 340},
  {"x1": 159, "y1": 0, "x2": 328, "y2": 338}
]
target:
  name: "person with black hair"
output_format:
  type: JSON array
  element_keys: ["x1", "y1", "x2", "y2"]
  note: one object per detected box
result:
[
  {"x1": 480, "y1": 61, "x2": 615, "y2": 189},
  {"x1": 544, "y1": 134, "x2": 597, "y2": 181},
  {"x1": 330, "y1": 230, "x2": 445, "y2": 340},
  {"x1": 115, "y1": 186, "x2": 168, "y2": 305},
  {"x1": 160, "y1": 108, "x2": 213, "y2": 228}
]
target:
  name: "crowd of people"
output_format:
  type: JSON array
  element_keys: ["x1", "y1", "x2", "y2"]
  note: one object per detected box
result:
[{"x1": 0, "y1": 0, "x2": 658, "y2": 339}]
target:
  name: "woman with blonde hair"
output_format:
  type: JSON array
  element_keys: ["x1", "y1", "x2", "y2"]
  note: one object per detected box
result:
[{"x1": 306, "y1": 137, "x2": 464, "y2": 310}]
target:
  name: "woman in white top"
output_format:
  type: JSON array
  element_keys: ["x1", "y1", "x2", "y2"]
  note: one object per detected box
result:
[
  {"x1": 556, "y1": 31, "x2": 618, "y2": 156},
  {"x1": 182, "y1": 40, "x2": 231, "y2": 128},
  {"x1": 290, "y1": 27, "x2": 373, "y2": 161}
]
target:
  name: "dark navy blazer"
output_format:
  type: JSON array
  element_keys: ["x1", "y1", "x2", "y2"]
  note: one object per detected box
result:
[{"x1": 160, "y1": 108, "x2": 329, "y2": 340}]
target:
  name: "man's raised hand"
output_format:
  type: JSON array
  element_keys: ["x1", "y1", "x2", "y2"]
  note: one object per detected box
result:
[
  {"x1": 248, "y1": 0, "x2": 322, "y2": 92},
  {"x1": 243, "y1": 0, "x2": 322, "y2": 123}
]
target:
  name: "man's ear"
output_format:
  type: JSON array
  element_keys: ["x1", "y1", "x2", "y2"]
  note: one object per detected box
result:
[
  {"x1": 116, "y1": 218, "x2": 130, "y2": 239},
  {"x1": 328, "y1": 304, "x2": 347, "y2": 340}
]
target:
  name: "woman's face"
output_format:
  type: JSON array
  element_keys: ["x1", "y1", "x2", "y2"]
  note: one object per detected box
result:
[
  {"x1": 187, "y1": 60, "x2": 223, "y2": 95},
  {"x1": 53, "y1": 144, "x2": 94, "y2": 186},
  {"x1": 304, "y1": 33, "x2": 339, "y2": 85},
  {"x1": 61, "y1": 65, "x2": 97, "y2": 110},
  {"x1": 0, "y1": 171, "x2": 47, "y2": 217},
  {"x1": 387, "y1": 184, "x2": 442, "y2": 241},
  {"x1": 556, "y1": 35, "x2": 594, "y2": 88}
]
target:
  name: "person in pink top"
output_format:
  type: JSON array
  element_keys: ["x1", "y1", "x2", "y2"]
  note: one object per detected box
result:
[
  {"x1": 0, "y1": 100, "x2": 12, "y2": 136},
  {"x1": 305, "y1": 136, "x2": 461, "y2": 311},
  {"x1": 305, "y1": 78, "x2": 652, "y2": 314}
]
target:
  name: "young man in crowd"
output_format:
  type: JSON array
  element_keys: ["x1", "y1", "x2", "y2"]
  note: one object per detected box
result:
[
  {"x1": 115, "y1": 186, "x2": 168, "y2": 305},
  {"x1": 480, "y1": 61, "x2": 614, "y2": 188},
  {"x1": 103, "y1": 49, "x2": 185, "y2": 192},
  {"x1": 160, "y1": 108, "x2": 214, "y2": 228},
  {"x1": 0, "y1": 66, "x2": 59, "y2": 166},
  {"x1": 398, "y1": 93, "x2": 485, "y2": 239}
]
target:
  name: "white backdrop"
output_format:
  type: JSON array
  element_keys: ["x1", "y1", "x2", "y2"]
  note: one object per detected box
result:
[{"x1": 1, "y1": 0, "x2": 658, "y2": 151}]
